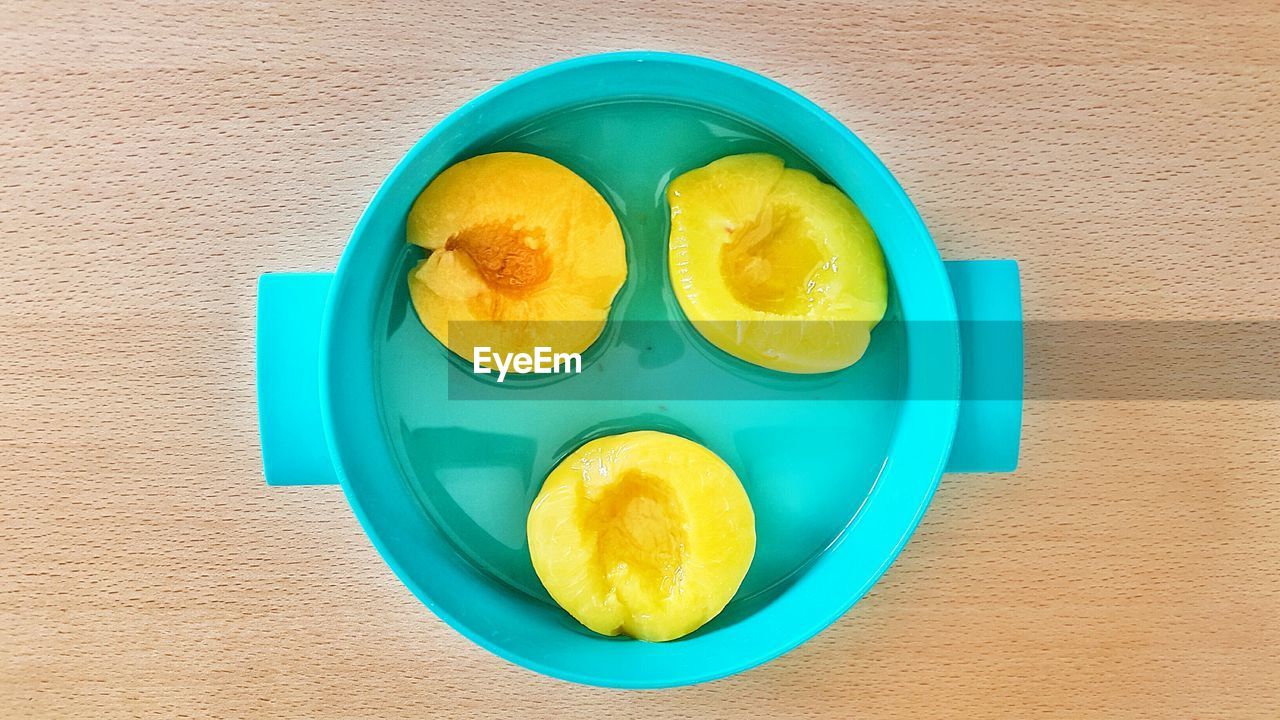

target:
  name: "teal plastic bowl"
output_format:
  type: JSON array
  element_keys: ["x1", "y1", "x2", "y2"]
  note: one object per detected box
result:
[{"x1": 257, "y1": 52, "x2": 1023, "y2": 688}]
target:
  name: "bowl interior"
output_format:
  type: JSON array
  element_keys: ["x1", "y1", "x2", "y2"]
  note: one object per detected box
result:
[
  {"x1": 374, "y1": 97, "x2": 906, "y2": 609},
  {"x1": 323, "y1": 53, "x2": 959, "y2": 687}
]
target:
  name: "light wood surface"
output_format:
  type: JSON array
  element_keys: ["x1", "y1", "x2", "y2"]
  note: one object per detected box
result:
[{"x1": 3, "y1": 1, "x2": 1279, "y2": 717}]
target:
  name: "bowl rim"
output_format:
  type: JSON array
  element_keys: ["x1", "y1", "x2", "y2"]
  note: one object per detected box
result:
[{"x1": 319, "y1": 50, "x2": 962, "y2": 688}]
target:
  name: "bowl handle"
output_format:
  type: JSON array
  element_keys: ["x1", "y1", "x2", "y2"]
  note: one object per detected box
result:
[
  {"x1": 943, "y1": 260, "x2": 1023, "y2": 473},
  {"x1": 257, "y1": 272, "x2": 339, "y2": 486}
]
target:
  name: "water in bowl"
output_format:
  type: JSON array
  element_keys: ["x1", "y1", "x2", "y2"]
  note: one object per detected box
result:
[{"x1": 372, "y1": 98, "x2": 905, "y2": 618}]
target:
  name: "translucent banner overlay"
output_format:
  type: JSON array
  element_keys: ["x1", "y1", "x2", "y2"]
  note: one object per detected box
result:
[{"x1": 440, "y1": 321, "x2": 1280, "y2": 400}]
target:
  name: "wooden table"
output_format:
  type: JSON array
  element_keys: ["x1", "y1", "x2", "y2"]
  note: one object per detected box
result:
[{"x1": 4, "y1": 2, "x2": 1278, "y2": 717}]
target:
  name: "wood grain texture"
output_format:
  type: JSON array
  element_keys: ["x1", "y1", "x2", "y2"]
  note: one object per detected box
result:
[{"x1": 3, "y1": 1, "x2": 1279, "y2": 717}]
